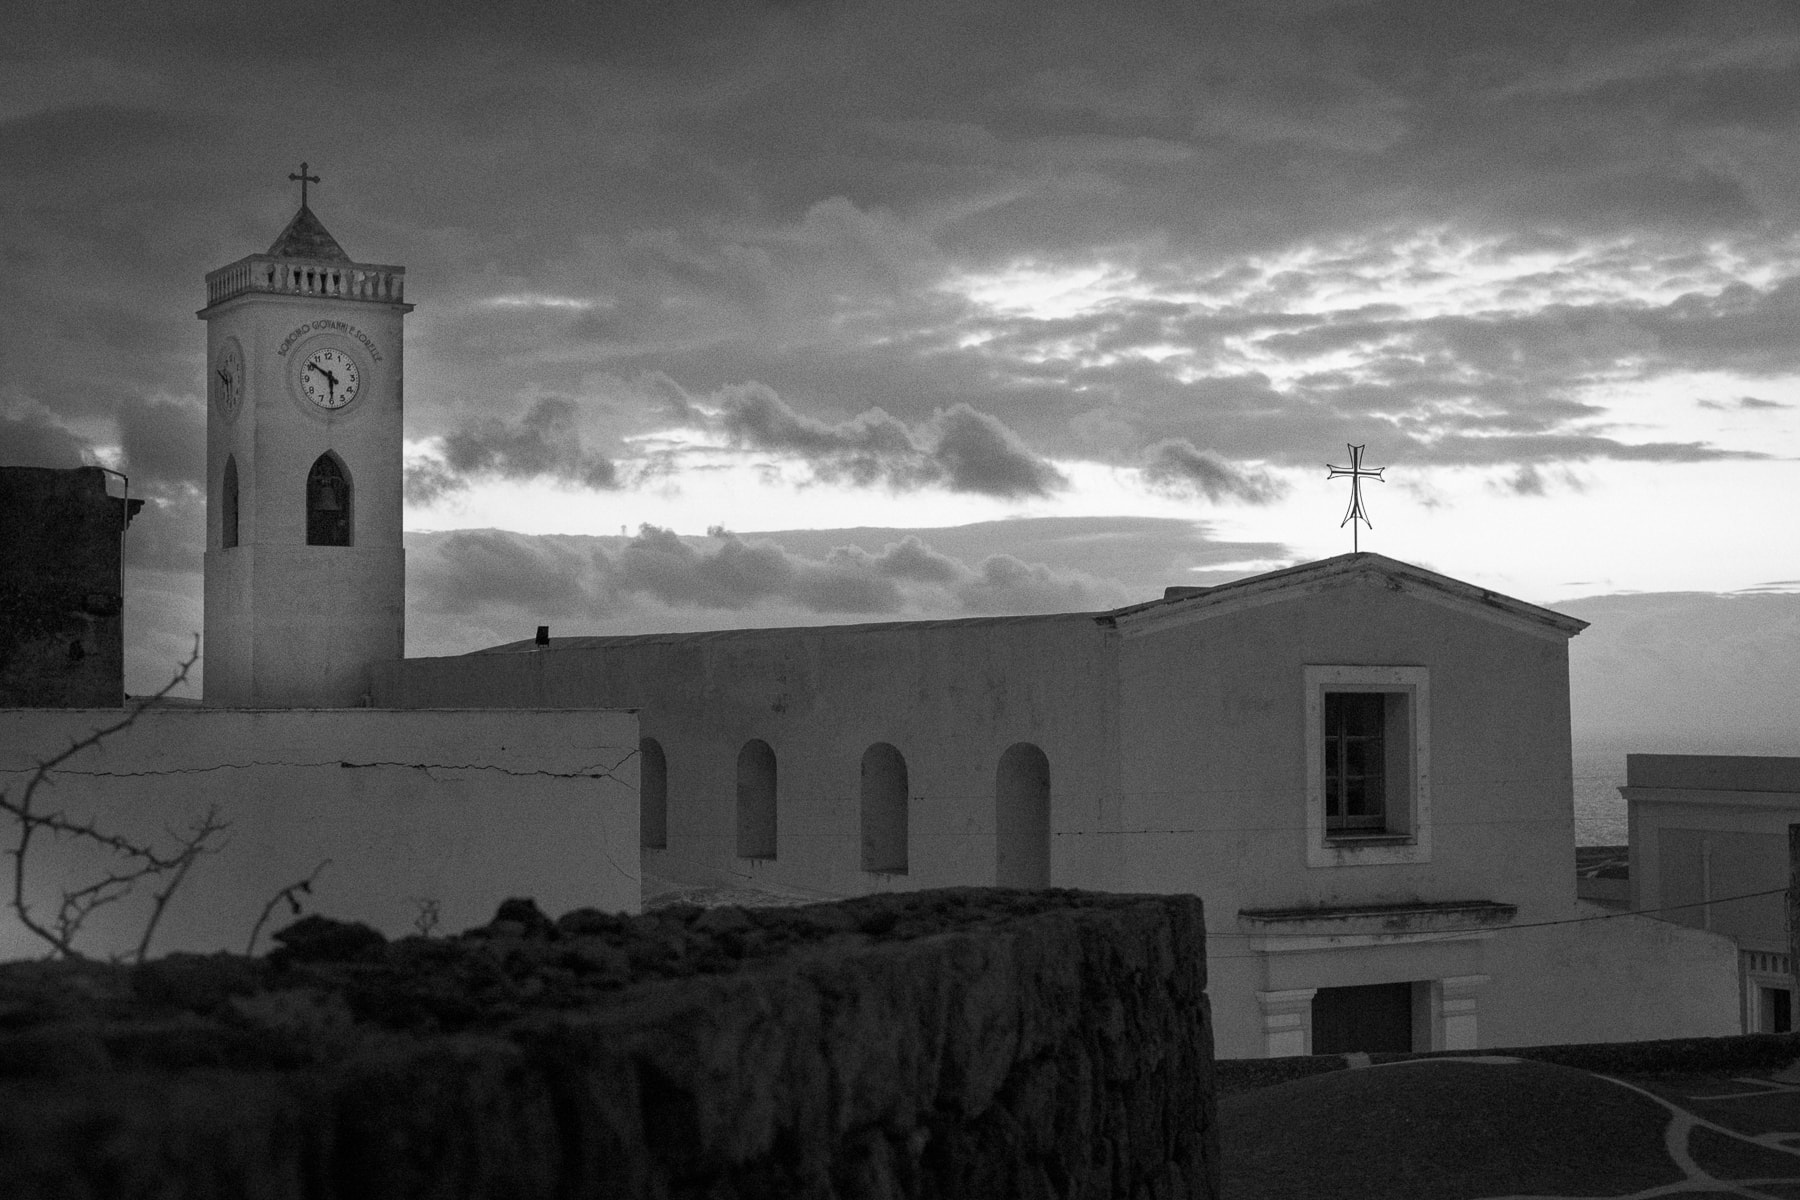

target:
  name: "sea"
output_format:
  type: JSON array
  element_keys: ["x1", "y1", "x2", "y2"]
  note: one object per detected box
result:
[{"x1": 1572, "y1": 748, "x2": 1628, "y2": 847}]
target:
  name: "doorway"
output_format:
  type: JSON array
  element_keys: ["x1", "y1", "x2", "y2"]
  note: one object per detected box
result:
[{"x1": 1312, "y1": 982, "x2": 1415, "y2": 1054}]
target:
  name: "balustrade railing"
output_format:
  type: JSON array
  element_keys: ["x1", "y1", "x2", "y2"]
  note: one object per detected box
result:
[{"x1": 204, "y1": 255, "x2": 407, "y2": 307}]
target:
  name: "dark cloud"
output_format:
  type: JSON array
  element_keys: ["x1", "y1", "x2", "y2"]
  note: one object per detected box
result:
[
  {"x1": 716, "y1": 385, "x2": 1067, "y2": 498},
  {"x1": 930, "y1": 404, "x2": 1068, "y2": 497},
  {"x1": 1698, "y1": 395, "x2": 1791, "y2": 410},
  {"x1": 120, "y1": 488, "x2": 205, "y2": 574},
  {"x1": 1507, "y1": 465, "x2": 1546, "y2": 497},
  {"x1": 836, "y1": 535, "x2": 964, "y2": 586},
  {"x1": 409, "y1": 529, "x2": 596, "y2": 617},
  {"x1": 0, "y1": 411, "x2": 91, "y2": 468},
  {"x1": 601, "y1": 524, "x2": 1128, "y2": 615},
  {"x1": 117, "y1": 395, "x2": 205, "y2": 490},
  {"x1": 606, "y1": 525, "x2": 904, "y2": 614},
  {"x1": 1140, "y1": 439, "x2": 1286, "y2": 504},
  {"x1": 1493, "y1": 464, "x2": 1583, "y2": 498},
  {"x1": 408, "y1": 524, "x2": 1133, "y2": 625},
  {"x1": 412, "y1": 397, "x2": 619, "y2": 502},
  {"x1": 1413, "y1": 434, "x2": 1764, "y2": 466},
  {"x1": 8, "y1": 0, "x2": 1798, "y2": 643}
]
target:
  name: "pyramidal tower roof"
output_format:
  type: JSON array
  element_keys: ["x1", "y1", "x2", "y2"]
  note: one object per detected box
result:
[{"x1": 266, "y1": 204, "x2": 351, "y2": 262}]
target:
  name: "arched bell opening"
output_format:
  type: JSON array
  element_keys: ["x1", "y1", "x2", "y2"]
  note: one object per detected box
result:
[
  {"x1": 221, "y1": 455, "x2": 239, "y2": 549},
  {"x1": 305, "y1": 452, "x2": 352, "y2": 546}
]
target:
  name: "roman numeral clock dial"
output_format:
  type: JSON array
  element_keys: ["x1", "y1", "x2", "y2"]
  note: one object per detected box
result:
[{"x1": 299, "y1": 346, "x2": 361, "y2": 409}]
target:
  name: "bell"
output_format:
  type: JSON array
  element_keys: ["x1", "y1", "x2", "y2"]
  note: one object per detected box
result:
[{"x1": 315, "y1": 480, "x2": 342, "y2": 511}]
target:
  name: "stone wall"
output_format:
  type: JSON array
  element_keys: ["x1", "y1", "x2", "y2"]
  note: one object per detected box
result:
[
  {"x1": 0, "y1": 466, "x2": 141, "y2": 708},
  {"x1": 0, "y1": 889, "x2": 1218, "y2": 1199}
]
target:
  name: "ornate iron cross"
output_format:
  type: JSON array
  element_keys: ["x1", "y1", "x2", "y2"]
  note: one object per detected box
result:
[
  {"x1": 288, "y1": 161, "x2": 320, "y2": 207},
  {"x1": 1326, "y1": 443, "x2": 1384, "y2": 552}
]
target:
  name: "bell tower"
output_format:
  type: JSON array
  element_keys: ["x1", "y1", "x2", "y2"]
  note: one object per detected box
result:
[{"x1": 199, "y1": 165, "x2": 412, "y2": 707}]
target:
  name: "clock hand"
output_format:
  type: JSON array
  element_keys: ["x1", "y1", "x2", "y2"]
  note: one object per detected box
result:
[{"x1": 216, "y1": 369, "x2": 230, "y2": 387}]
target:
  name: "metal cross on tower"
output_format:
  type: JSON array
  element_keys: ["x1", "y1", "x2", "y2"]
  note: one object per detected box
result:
[
  {"x1": 1326, "y1": 443, "x2": 1385, "y2": 552},
  {"x1": 288, "y1": 162, "x2": 321, "y2": 208}
]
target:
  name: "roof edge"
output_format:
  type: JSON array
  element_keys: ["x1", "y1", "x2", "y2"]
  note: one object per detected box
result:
[
  {"x1": 467, "y1": 609, "x2": 1109, "y2": 655},
  {"x1": 1106, "y1": 552, "x2": 1589, "y2": 640}
]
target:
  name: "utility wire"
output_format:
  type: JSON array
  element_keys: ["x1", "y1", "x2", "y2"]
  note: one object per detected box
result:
[{"x1": 1206, "y1": 886, "x2": 1790, "y2": 945}]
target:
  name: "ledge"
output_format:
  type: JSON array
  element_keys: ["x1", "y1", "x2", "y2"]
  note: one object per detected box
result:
[{"x1": 1236, "y1": 900, "x2": 1518, "y2": 952}]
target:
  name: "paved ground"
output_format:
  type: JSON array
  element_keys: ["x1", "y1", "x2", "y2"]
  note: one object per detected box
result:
[{"x1": 1220, "y1": 1054, "x2": 1800, "y2": 1199}]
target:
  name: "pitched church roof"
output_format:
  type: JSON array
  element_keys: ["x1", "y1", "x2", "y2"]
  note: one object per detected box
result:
[
  {"x1": 266, "y1": 205, "x2": 351, "y2": 262},
  {"x1": 1103, "y1": 551, "x2": 1589, "y2": 640}
]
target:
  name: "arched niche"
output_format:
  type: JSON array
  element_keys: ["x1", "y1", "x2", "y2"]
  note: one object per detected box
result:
[
  {"x1": 640, "y1": 737, "x2": 668, "y2": 850},
  {"x1": 860, "y1": 742, "x2": 909, "y2": 874},
  {"x1": 736, "y1": 739, "x2": 777, "y2": 859},
  {"x1": 995, "y1": 742, "x2": 1050, "y2": 888},
  {"x1": 221, "y1": 455, "x2": 239, "y2": 549}
]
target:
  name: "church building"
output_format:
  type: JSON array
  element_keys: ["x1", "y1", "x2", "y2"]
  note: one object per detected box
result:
[
  {"x1": 213, "y1": 180, "x2": 1737, "y2": 1059},
  {"x1": 379, "y1": 551, "x2": 1723, "y2": 1058},
  {"x1": 7, "y1": 177, "x2": 1744, "y2": 1056}
]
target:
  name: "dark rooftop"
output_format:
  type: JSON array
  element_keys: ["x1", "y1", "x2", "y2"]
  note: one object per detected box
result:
[{"x1": 266, "y1": 205, "x2": 351, "y2": 262}]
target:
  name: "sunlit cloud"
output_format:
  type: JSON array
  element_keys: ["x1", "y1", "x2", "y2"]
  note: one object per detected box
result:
[
  {"x1": 945, "y1": 261, "x2": 1145, "y2": 321},
  {"x1": 483, "y1": 294, "x2": 605, "y2": 310}
]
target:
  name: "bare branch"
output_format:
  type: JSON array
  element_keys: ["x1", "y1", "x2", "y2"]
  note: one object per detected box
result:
[
  {"x1": 3, "y1": 637, "x2": 206, "y2": 959},
  {"x1": 245, "y1": 859, "x2": 332, "y2": 956},
  {"x1": 134, "y1": 805, "x2": 230, "y2": 962}
]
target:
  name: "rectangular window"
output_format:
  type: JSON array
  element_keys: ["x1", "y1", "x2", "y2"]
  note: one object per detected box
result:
[
  {"x1": 1324, "y1": 692, "x2": 1388, "y2": 832},
  {"x1": 1305, "y1": 666, "x2": 1430, "y2": 867}
]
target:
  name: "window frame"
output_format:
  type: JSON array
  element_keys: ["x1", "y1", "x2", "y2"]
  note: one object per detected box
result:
[{"x1": 1304, "y1": 665, "x2": 1431, "y2": 868}]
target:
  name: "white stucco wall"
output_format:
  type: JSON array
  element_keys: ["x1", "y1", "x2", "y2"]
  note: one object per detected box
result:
[
  {"x1": 1622, "y1": 754, "x2": 1800, "y2": 1034},
  {"x1": 376, "y1": 616, "x2": 1120, "y2": 900},
  {"x1": 1623, "y1": 755, "x2": 1799, "y2": 954},
  {"x1": 0, "y1": 707, "x2": 639, "y2": 961},
  {"x1": 1111, "y1": 579, "x2": 1590, "y2": 1056},
  {"x1": 202, "y1": 287, "x2": 409, "y2": 708},
  {"x1": 1114, "y1": 582, "x2": 1578, "y2": 920},
  {"x1": 1480, "y1": 912, "x2": 1741, "y2": 1046}
]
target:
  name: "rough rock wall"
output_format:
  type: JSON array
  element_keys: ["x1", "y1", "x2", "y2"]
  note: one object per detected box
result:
[{"x1": 0, "y1": 889, "x2": 1218, "y2": 1199}]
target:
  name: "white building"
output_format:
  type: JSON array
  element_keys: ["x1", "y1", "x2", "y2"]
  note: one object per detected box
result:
[
  {"x1": 376, "y1": 553, "x2": 1742, "y2": 1057},
  {"x1": 1622, "y1": 754, "x2": 1799, "y2": 1034}
]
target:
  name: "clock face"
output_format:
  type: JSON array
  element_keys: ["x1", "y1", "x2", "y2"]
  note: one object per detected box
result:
[
  {"x1": 212, "y1": 340, "x2": 243, "y2": 417},
  {"x1": 299, "y1": 346, "x2": 362, "y2": 410}
]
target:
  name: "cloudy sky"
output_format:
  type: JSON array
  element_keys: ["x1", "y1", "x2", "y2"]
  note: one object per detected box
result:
[{"x1": 5, "y1": 0, "x2": 1799, "y2": 699}]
